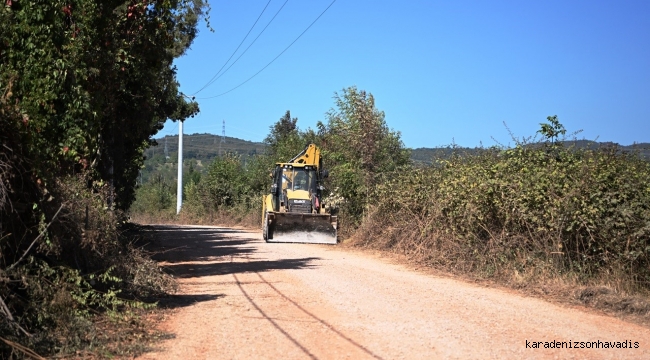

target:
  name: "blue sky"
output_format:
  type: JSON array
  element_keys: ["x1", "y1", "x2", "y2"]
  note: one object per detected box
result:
[{"x1": 159, "y1": 0, "x2": 650, "y2": 148}]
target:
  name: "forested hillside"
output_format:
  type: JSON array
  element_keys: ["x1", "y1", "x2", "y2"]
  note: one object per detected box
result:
[
  {"x1": 140, "y1": 134, "x2": 650, "y2": 184},
  {"x1": 140, "y1": 134, "x2": 265, "y2": 183},
  {"x1": 410, "y1": 140, "x2": 650, "y2": 164}
]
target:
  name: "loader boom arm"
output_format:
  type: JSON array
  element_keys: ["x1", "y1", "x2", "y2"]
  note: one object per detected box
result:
[{"x1": 287, "y1": 144, "x2": 321, "y2": 167}]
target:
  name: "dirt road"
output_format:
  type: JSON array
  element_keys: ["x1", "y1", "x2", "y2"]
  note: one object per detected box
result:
[{"x1": 138, "y1": 225, "x2": 649, "y2": 359}]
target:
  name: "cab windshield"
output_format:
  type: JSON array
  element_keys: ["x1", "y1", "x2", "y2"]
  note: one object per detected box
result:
[{"x1": 283, "y1": 167, "x2": 316, "y2": 192}]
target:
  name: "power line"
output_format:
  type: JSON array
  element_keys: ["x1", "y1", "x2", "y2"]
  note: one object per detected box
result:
[
  {"x1": 169, "y1": 121, "x2": 267, "y2": 139},
  {"x1": 192, "y1": 0, "x2": 273, "y2": 95},
  {"x1": 156, "y1": 121, "x2": 179, "y2": 138},
  {"x1": 197, "y1": 0, "x2": 337, "y2": 100},
  {"x1": 197, "y1": 0, "x2": 290, "y2": 93}
]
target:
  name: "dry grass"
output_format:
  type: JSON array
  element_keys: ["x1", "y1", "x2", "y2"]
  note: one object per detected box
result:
[{"x1": 347, "y1": 218, "x2": 650, "y2": 327}]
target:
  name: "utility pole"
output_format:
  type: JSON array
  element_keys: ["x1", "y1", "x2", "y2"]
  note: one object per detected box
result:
[{"x1": 176, "y1": 121, "x2": 183, "y2": 215}]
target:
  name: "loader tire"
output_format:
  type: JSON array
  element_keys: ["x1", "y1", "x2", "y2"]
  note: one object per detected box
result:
[{"x1": 263, "y1": 212, "x2": 271, "y2": 241}]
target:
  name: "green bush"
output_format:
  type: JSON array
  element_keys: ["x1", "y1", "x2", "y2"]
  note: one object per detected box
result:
[
  {"x1": 357, "y1": 118, "x2": 650, "y2": 291},
  {"x1": 175, "y1": 153, "x2": 265, "y2": 225},
  {"x1": 130, "y1": 174, "x2": 177, "y2": 218}
]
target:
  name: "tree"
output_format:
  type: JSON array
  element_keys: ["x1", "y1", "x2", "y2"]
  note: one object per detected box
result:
[
  {"x1": 0, "y1": 1, "x2": 209, "y2": 353},
  {"x1": 538, "y1": 115, "x2": 566, "y2": 145},
  {"x1": 0, "y1": 0, "x2": 206, "y2": 210},
  {"x1": 320, "y1": 87, "x2": 410, "y2": 222},
  {"x1": 202, "y1": 154, "x2": 248, "y2": 209},
  {"x1": 264, "y1": 110, "x2": 306, "y2": 161}
]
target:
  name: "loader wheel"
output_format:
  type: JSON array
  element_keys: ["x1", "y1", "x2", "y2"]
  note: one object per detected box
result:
[{"x1": 263, "y1": 212, "x2": 270, "y2": 241}]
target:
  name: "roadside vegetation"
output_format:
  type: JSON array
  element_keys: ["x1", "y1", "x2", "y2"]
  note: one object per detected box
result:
[
  {"x1": 1, "y1": 0, "x2": 207, "y2": 357},
  {"x1": 136, "y1": 93, "x2": 650, "y2": 321},
  {"x1": 356, "y1": 116, "x2": 650, "y2": 316}
]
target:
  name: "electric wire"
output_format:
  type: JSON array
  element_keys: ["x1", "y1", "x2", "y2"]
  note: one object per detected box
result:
[
  {"x1": 156, "y1": 121, "x2": 179, "y2": 138},
  {"x1": 192, "y1": 0, "x2": 273, "y2": 95},
  {"x1": 197, "y1": 0, "x2": 337, "y2": 100},
  {"x1": 158, "y1": 122, "x2": 266, "y2": 141},
  {"x1": 159, "y1": 122, "x2": 256, "y2": 151},
  {"x1": 197, "y1": 0, "x2": 290, "y2": 93}
]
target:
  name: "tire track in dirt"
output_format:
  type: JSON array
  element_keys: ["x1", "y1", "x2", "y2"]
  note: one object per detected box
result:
[
  {"x1": 138, "y1": 225, "x2": 650, "y2": 360},
  {"x1": 234, "y1": 271, "x2": 318, "y2": 359},
  {"x1": 233, "y1": 253, "x2": 383, "y2": 360}
]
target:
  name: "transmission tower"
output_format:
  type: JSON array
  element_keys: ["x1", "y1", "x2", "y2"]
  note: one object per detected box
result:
[{"x1": 219, "y1": 119, "x2": 226, "y2": 156}]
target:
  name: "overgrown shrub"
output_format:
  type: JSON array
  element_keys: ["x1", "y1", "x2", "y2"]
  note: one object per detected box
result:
[
  {"x1": 2, "y1": 0, "x2": 209, "y2": 356},
  {"x1": 130, "y1": 174, "x2": 177, "y2": 220},
  {"x1": 355, "y1": 118, "x2": 650, "y2": 293},
  {"x1": 179, "y1": 153, "x2": 267, "y2": 226},
  {"x1": 1, "y1": 175, "x2": 175, "y2": 357}
]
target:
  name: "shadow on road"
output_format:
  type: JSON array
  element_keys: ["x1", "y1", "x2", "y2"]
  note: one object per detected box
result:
[
  {"x1": 163, "y1": 257, "x2": 320, "y2": 278},
  {"x1": 146, "y1": 225, "x2": 257, "y2": 264},
  {"x1": 145, "y1": 225, "x2": 321, "y2": 279},
  {"x1": 155, "y1": 294, "x2": 225, "y2": 309}
]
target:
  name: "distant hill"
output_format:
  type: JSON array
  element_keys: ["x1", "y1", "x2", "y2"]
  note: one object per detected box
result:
[
  {"x1": 410, "y1": 140, "x2": 650, "y2": 165},
  {"x1": 410, "y1": 147, "x2": 482, "y2": 165},
  {"x1": 141, "y1": 133, "x2": 266, "y2": 183},
  {"x1": 534, "y1": 140, "x2": 650, "y2": 160},
  {"x1": 141, "y1": 134, "x2": 649, "y2": 183},
  {"x1": 146, "y1": 133, "x2": 266, "y2": 162}
]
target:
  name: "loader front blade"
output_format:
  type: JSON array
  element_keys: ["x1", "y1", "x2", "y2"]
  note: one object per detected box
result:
[{"x1": 267, "y1": 212, "x2": 337, "y2": 244}]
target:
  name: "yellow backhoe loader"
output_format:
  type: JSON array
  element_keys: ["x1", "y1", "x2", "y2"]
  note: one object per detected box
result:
[{"x1": 261, "y1": 144, "x2": 338, "y2": 244}]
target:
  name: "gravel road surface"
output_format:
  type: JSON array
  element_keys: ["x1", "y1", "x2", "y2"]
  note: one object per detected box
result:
[{"x1": 138, "y1": 225, "x2": 649, "y2": 359}]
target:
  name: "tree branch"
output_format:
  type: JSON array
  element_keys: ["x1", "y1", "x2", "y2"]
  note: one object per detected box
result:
[
  {"x1": 6, "y1": 204, "x2": 64, "y2": 271},
  {"x1": 0, "y1": 296, "x2": 14, "y2": 322},
  {"x1": 0, "y1": 295, "x2": 31, "y2": 337},
  {"x1": 0, "y1": 336, "x2": 45, "y2": 360}
]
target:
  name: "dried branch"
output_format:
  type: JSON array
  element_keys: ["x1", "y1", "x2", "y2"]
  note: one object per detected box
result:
[
  {"x1": 0, "y1": 296, "x2": 13, "y2": 322},
  {"x1": 0, "y1": 336, "x2": 46, "y2": 360},
  {"x1": 0, "y1": 151, "x2": 12, "y2": 213},
  {"x1": 6, "y1": 204, "x2": 64, "y2": 271},
  {"x1": 1, "y1": 295, "x2": 32, "y2": 337}
]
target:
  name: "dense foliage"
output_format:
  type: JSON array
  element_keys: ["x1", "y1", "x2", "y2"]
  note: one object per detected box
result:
[
  {"x1": 1, "y1": 0, "x2": 206, "y2": 357},
  {"x1": 356, "y1": 117, "x2": 650, "y2": 293},
  {"x1": 317, "y1": 87, "x2": 410, "y2": 228}
]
